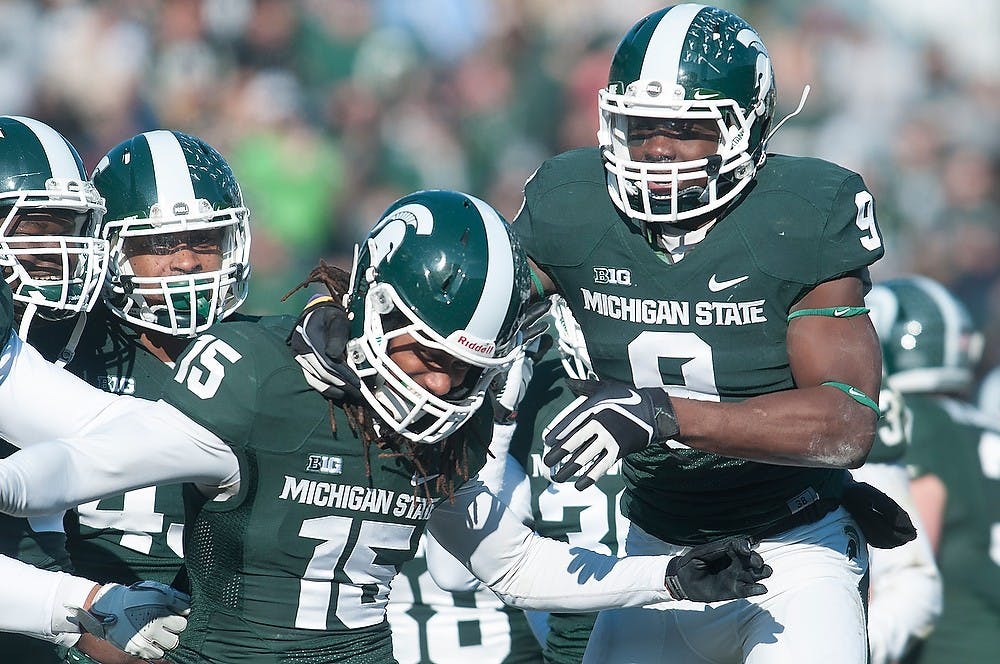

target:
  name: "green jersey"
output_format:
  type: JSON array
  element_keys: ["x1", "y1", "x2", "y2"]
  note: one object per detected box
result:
[
  {"x1": 514, "y1": 148, "x2": 884, "y2": 545},
  {"x1": 904, "y1": 394, "x2": 1000, "y2": 663},
  {"x1": 157, "y1": 315, "x2": 491, "y2": 663},
  {"x1": 509, "y1": 352, "x2": 627, "y2": 663},
  {"x1": 28, "y1": 306, "x2": 189, "y2": 586},
  {"x1": 388, "y1": 536, "x2": 542, "y2": 664},
  {"x1": 868, "y1": 380, "x2": 910, "y2": 465}
]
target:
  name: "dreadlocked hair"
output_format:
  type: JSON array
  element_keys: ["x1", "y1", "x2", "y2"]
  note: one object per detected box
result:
[{"x1": 284, "y1": 259, "x2": 473, "y2": 502}]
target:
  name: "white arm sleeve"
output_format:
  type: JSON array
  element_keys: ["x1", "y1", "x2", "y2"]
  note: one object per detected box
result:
[
  {"x1": 0, "y1": 333, "x2": 125, "y2": 446},
  {"x1": 427, "y1": 476, "x2": 673, "y2": 611},
  {"x1": 0, "y1": 398, "x2": 239, "y2": 516},
  {"x1": 851, "y1": 463, "x2": 942, "y2": 664},
  {"x1": 0, "y1": 554, "x2": 96, "y2": 644},
  {"x1": 426, "y1": 453, "x2": 534, "y2": 592},
  {"x1": 423, "y1": 422, "x2": 524, "y2": 593}
]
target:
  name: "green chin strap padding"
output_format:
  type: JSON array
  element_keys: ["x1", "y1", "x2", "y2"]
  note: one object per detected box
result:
[
  {"x1": 163, "y1": 291, "x2": 213, "y2": 327},
  {"x1": 22, "y1": 281, "x2": 84, "y2": 304}
]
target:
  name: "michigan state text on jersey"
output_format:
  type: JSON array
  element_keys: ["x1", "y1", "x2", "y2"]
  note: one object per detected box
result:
[
  {"x1": 512, "y1": 5, "x2": 885, "y2": 663},
  {"x1": 516, "y1": 147, "x2": 883, "y2": 544}
]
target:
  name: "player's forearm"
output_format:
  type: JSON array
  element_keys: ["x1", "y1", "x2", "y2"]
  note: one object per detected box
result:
[
  {"x1": 484, "y1": 535, "x2": 672, "y2": 611},
  {"x1": 672, "y1": 386, "x2": 877, "y2": 468},
  {"x1": 0, "y1": 333, "x2": 121, "y2": 447},
  {"x1": 0, "y1": 554, "x2": 93, "y2": 645},
  {"x1": 428, "y1": 479, "x2": 672, "y2": 611},
  {"x1": 0, "y1": 400, "x2": 238, "y2": 515}
]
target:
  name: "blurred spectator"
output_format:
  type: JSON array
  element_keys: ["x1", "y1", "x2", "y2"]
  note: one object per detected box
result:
[
  {"x1": 0, "y1": 0, "x2": 994, "y2": 326},
  {"x1": 227, "y1": 69, "x2": 345, "y2": 314}
]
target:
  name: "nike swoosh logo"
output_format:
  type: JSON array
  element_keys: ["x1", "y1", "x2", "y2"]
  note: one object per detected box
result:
[
  {"x1": 708, "y1": 274, "x2": 749, "y2": 292},
  {"x1": 833, "y1": 307, "x2": 852, "y2": 317},
  {"x1": 848, "y1": 388, "x2": 867, "y2": 399},
  {"x1": 692, "y1": 90, "x2": 719, "y2": 100},
  {"x1": 411, "y1": 473, "x2": 440, "y2": 487}
]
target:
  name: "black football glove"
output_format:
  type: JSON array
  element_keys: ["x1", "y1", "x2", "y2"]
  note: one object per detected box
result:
[
  {"x1": 664, "y1": 537, "x2": 771, "y2": 602},
  {"x1": 286, "y1": 294, "x2": 363, "y2": 404},
  {"x1": 840, "y1": 478, "x2": 917, "y2": 549},
  {"x1": 542, "y1": 379, "x2": 679, "y2": 489}
]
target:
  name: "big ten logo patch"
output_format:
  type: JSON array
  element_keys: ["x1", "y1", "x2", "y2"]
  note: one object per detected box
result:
[{"x1": 594, "y1": 267, "x2": 632, "y2": 286}]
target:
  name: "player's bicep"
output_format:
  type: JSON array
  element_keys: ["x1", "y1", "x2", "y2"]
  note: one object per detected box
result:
[{"x1": 787, "y1": 275, "x2": 881, "y2": 399}]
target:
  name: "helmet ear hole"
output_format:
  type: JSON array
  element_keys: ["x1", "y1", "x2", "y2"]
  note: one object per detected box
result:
[{"x1": 369, "y1": 283, "x2": 395, "y2": 315}]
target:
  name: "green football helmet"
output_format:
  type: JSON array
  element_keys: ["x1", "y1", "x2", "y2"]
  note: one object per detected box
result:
[
  {"x1": 0, "y1": 115, "x2": 108, "y2": 329},
  {"x1": 866, "y1": 276, "x2": 983, "y2": 395},
  {"x1": 598, "y1": 4, "x2": 776, "y2": 229},
  {"x1": 346, "y1": 190, "x2": 533, "y2": 444},
  {"x1": 92, "y1": 130, "x2": 251, "y2": 337}
]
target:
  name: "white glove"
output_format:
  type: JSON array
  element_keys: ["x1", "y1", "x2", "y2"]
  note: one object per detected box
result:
[{"x1": 69, "y1": 581, "x2": 191, "y2": 659}]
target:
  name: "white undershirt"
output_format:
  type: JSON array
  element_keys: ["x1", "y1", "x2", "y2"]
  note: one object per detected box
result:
[{"x1": 654, "y1": 218, "x2": 718, "y2": 263}]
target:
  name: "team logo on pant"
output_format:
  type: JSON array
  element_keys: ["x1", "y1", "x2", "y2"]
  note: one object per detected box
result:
[{"x1": 843, "y1": 524, "x2": 861, "y2": 561}]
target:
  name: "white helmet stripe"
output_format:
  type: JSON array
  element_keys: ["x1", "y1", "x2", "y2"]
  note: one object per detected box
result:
[
  {"x1": 915, "y1": 277, "x2": 969, "y2": 370},
  {"x1": 640, "y1": 3, "x2": 704, "y2": 82},
  {"x1": 467, "y1": 193, "x2": 514, "y2": 341},
  {"x1": 10, "y1": 115, "x2": 81, "y2": 178},
  {"x1": 144, "y1": 130, "x2": 196, "y2": 202}
]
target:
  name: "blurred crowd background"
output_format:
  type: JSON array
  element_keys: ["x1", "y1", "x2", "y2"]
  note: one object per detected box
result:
[{"x1": 2, "y1": 0, "x2": 997, "y2": 376}]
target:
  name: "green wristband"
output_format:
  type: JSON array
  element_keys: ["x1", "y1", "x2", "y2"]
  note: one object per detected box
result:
[
  {"x1": 528, "y1": 268, "x2": 546, "y2": 299},
  {"x1": 821, "y1": 381, "x2": 880, "y2": 415},
  {"x1": 787, "y1": 306, "x2": 869, "y2": 321}
]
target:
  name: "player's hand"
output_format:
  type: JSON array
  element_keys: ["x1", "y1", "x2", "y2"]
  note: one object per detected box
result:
[
  {"x1": 664, "y1": 537, "x2": 771, "y2": 602},
  {"x1": 69, "y1": 581, "x2": 191, "y2": 660},
  {"x1": 542, "y1": 379, "x2": 679, "y2": 489},
  {"x1": 287, "y1": 294, "x2": 363, "y2": 403}
]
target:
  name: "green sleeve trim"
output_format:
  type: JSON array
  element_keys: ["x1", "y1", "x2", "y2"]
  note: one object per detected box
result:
[
  {"x1": 821, "y1": 381, "x2": 880, "y2": 415},
  {"x1": 787, "y1": 306, "x2": 869, "y2": 321},
  {"x1": 528, "y1": 268, "x2": 546, "y2": 299}
]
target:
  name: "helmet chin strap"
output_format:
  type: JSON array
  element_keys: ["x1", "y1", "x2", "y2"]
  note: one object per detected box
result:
[
  {"x1": 764, "y1": 85, "x2": 810, "y2": 145},
  {"x1": 17, "y1": 301, "x2": 37, "y2": 340}
]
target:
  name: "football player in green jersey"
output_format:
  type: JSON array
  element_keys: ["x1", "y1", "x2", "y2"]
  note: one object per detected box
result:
[
  {"x1": 0, "y1": 116, "x2": 190, "y2": 661},
  {"x1": 55, "y1": 129, "x2": 251, "y2": 664},
  {"x1": 508, "y1": 5, "x2": 901, "y2": 662},
  {"x1": 0, "y1": 114, "x2": 111, "y2": 663},
  {"x1": 869, "y1": 275, "x2": 1000, "y2": 664},
  {"x1": 0, "y1": 189, "x2": 771, "y2": 663},
  {"x1": 858, "y1": 290, "x2": 941, "y2": 664}
]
